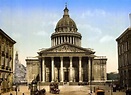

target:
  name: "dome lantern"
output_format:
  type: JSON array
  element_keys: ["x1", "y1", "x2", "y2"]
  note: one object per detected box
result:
[{"x1": 63, "y1": 6, "x2": 69, "y2": 17}]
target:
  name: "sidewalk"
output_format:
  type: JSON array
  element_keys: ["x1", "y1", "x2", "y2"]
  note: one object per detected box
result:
[
  {"x1": 3, "y1": 86, "x2": 30, "y2": 95},
  {"x1": 2, "y1": 85, "x2": 126, "y2": 95}
]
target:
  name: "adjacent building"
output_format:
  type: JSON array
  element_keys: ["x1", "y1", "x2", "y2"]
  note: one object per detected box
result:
[
  {"x1": 0, "y1": 29, "x2": 16, "y2": 94},
  {"x1": 26, "y1": 6, "x2": 107, "y2": 84},
  {"x1": 14, "y1": 51, "x2": 26, "y2": 84},
  {"x1": 116, "y1": 27, "x2": 131, "y2": 88}
]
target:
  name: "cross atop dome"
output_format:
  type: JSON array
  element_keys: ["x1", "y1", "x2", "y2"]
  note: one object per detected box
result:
[{"x1": 63, "y1": 3, "x2": 69, "y2": 17}]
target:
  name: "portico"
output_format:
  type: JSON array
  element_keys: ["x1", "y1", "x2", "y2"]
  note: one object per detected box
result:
[{"x1": 41, "y1": 55, "x2": 93, "y2": 83}]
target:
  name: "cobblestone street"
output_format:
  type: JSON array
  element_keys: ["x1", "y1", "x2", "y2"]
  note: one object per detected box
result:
[{"x1": 3, "y1": 85, "x2": 126, "y2": 95}]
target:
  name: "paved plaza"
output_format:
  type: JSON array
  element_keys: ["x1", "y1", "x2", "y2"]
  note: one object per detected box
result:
[{"x1": 3, "y1": 84, "x2": 126, "y2": 95}]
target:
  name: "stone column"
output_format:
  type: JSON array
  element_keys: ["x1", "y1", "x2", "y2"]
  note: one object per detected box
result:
[
  {"x1": 53, "y1": 38, "x2": 55, "y2": 46},
  {"x1": 73, "y1": 37, "x2": 75, "y2": 45},
  {"x1": 58, "y1": 37, "x2": 60, "y2": 45},
  {"x1": 70, "y1": 36, "x2": 72, "y2": 44},
  {"x1": 60, "y1": 57, "x2": 64, "y2": 82},
  {"x1": 51, "y1": 57, "x2": 54, "y2": 82},
  {"x1": 64, "y1": 36, "x2": 66, "y2": 43},
  {"x1": 104, "y1": 63, "x2": 107, "y2": 81},
  {"x1": 51, "y1": 39, "x2": 53, "y2": 46},
  {"x1": 70, "y1": 57, "x2": 73, "y2": 82},
  {"x1": 56, "y1": 37, "x2": 58, "y2": 45},
  {"x1": 88, "y1": 58, "x2": 91, "y2": 82},
  {"x1": 42, "y1": 58, "x2": 45, "y2": 82},
  {"x1": 54, "y1": 38, "x2": 56, "y2": 46},
  {"x1": 79, "y1": 57, "x2": 82, "y2": 82},
  {"x1": 67, "y1": 36, "x2": 69, "y2": 43}
]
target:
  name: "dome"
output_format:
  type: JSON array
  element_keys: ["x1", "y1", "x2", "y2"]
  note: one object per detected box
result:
[
  {"x1": 56, "y1": 17, "x2": 77, "y2": 29},
  {"x1": 55, "y1": 6, "x2": 78, "y2": 32},
  {"x1": 51, "y1": 6, "x2": 82, "y2": 47}
]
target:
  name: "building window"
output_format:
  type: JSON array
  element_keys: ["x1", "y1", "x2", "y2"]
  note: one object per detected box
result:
[
  {"x1": 125, "y1": 42, "x2": 127, "y2": 52},
  {"x1": 118, "y1": 46, "x2": 121, "y2": 55},
  {"x1": 122, "y1": 44, "x2": 123, "y2": 53}
]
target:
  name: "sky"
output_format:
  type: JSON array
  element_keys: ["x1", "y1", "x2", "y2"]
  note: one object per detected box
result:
[{"x1": 0, "y1": 0, "x2": 131, "y2": 73}]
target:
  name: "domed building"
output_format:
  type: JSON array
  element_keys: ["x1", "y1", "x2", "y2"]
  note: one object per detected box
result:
[{"x1": 26, "y1": 6, "x2": 107, "y2": 84}]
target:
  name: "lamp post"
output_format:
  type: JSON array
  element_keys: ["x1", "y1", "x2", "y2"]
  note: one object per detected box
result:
[{"x1": 110, "y1": 80, "x2": 113, "y2": 95}]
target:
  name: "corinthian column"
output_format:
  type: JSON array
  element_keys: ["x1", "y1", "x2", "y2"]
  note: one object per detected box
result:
[
  {"x1": 79, "y1": 57, "x2": 82, "y2": 82},
  {"x1": 60, "y1": 57, "x2": 64, "y2": 82},
  {"x1": 51, "y1": 57, "x2": 54, "y2": 82},
  {"x1": 88, "y1": 58, "x2": 91, "y2": 82},
  {"x1": 42, "y1": 58, "x2": 45, "y2": 82},
  {"x1": 69, "y1": 57, "x2": 73, "y2": 82}
]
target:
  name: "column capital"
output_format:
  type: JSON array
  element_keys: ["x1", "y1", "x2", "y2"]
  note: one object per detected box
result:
[
  {"x1": 88, "y1": 57, "x2": 91, "y2": 60},
  {"x1": 69, "y1": 56, "x2": 73, "y2": 60},
  {"x1": 79, "y1": 56, "x2": 82, "y2": 60},
  {"x1": 60, "y1": 56, "x2": 63, "y2": 60},
  {"x1": 42, "y1": 57, "x2": 45, "y2": 60},
  {"x1": 51, "y1": 57, "x2": 54, "y2": 60}
]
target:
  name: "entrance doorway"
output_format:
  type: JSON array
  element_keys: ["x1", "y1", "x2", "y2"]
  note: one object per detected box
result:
[{"x1": 64, "y1": 71, "x2": 69, "y2": 82}]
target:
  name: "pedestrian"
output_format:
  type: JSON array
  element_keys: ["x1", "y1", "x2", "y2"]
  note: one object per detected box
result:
[
  {"x1": 94, "y1": 87, "x2": 95, "y2": 92},
  {"x1": 18, "y1": 85, "x2": 20, "y2": 91},
  {"x1": 118, "y1": 86, "x2": 121, "y2": 92}
]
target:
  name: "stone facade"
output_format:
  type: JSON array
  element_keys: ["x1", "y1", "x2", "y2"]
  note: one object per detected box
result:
[
  {"x1": 26, "y1": 58, "x2": 39, "y2": 83},
  {"x1": 0, "y1": 29, "x2": 16, "y2": 94},
  {"x1": 116, "y1": 27, "x2": 131, "y2": 88},
  {"x1": 93, "y1": 57, "x2": 107, "y2": 82},
  {"x1": 26, "y1": 6, "x2": 107, "y2": 84}
]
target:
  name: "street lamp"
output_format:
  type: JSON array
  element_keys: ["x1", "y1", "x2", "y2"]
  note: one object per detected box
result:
[{"x1": 110, "y1": 80, "x2": 113, "y2": 95}]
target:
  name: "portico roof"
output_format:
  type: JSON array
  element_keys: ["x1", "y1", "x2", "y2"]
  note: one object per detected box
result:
[{"x1": 38, "y1": 43, "x2": 95, "y2": 57}]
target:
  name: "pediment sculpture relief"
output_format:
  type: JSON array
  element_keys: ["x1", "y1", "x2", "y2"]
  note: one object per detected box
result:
[{"x1": 49, "y1": 45, "x2": 84, "y2": 52}]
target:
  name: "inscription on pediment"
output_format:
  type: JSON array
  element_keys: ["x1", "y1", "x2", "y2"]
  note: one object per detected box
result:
[{"x1": 49, "y1": 45, "x2": 84, "y2": 52}]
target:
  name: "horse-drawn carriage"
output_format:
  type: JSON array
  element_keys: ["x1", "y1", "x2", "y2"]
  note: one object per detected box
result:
[{"x1": 50, "y1": 82, "x2": 60, "y2": 94}]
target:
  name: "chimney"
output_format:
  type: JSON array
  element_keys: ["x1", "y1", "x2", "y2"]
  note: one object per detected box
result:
[{"x1": 129, "y1": 13, "x2": 131, "y2": 27}]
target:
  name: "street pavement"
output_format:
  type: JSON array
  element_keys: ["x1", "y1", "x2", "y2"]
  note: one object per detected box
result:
[{"x1": 3, "y1": 84, "x2": 126, "y2": 95}]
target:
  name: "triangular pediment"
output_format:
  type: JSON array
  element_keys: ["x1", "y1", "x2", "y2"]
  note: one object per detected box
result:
[{"x1": 40, "y1": 43, "x2": 94, "y2": 54}]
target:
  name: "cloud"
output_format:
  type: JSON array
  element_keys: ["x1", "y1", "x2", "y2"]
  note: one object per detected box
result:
[
  {"x1": 81, "y1": 9, "x2": 107, "y2": 18},
  {"x1": 35, "y1": 30, "x2": 48, "y2": 36},
  {"x1": 11, "y1": 32, "x2": 22, "y2": 39},
  {"x1": 78, "y1": 24, "x2": 102, "y2": 41},
  {"x1": 100, "y1": 35, "x2": 114, "y2": 43}
]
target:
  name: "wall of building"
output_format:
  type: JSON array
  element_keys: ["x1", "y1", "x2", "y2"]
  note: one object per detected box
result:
[
  {"x1": 26, "y1": 58, "x2": 39, "y2": 84},
  {"x1": 92, "y1": 57, "x2": 107, "y2": 82},
  {"x1": 0, "y1": 29, "x2": 15, "y2": 94},
  {"x1": 116, "y1": 28, "x2": 131, "y2": 88}
]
